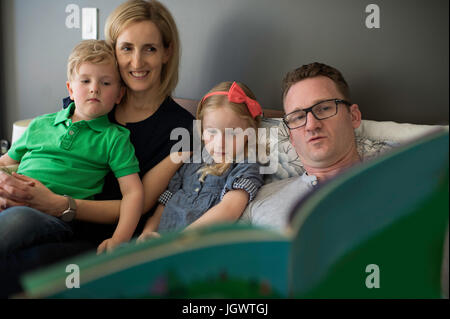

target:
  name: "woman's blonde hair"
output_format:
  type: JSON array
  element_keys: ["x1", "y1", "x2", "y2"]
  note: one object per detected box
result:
[
  {"x1": 67, "y1": 40, "x2": 117, "y2": 81},
  {"x1": 196, "y1": 81, "x2": 262, "y2": 182},
  {"x1": 105, "y1": 0, "x2": 180, "y2": 102}
]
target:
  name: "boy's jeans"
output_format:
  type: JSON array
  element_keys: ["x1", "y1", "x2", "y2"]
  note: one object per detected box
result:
[{"x1": 0, "y1": 206, "x2": 73, "y2": 259}]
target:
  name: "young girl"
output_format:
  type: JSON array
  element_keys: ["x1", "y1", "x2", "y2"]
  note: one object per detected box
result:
[{"x1": 138, "y1": 81, "x2": 264, "y2": 240}]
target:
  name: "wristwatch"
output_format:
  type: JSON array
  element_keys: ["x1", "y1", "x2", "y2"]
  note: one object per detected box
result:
[{"x1": 60, "y1": 195, "x2": 77, "y2": 222}]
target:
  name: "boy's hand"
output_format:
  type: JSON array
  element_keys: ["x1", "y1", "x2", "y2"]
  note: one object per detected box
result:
[
  {"x1": 137, "y1": 231, "x2": 161, "y2": 244},
  {"x1": 97, "y1": 237, "x2": 124, "y2": 255}
]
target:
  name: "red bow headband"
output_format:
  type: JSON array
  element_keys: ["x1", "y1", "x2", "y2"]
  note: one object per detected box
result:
[{"x1": 200, "y1": 82, "x2": 263, "y2": 118}]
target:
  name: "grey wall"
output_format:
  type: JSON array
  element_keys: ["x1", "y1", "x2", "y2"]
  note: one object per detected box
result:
[
  {"x1": 1, "y1": 0, "x2": 449, "y2": 141},
  {"x1": 0, "y1": 1, "x2": 5, "y2": 140}
]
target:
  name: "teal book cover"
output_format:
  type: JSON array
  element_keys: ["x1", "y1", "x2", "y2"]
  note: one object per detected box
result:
[{"x1": 20, "y1": 129, "x2": 449, "y2": 299}]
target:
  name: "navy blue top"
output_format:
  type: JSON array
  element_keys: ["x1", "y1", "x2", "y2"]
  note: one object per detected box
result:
[
  {"x1": 63, "y1": 96, "x2": 195, "y2": 241},
  {"x1": 96, "y1": 97, "x2": 194, "y2": 203}
]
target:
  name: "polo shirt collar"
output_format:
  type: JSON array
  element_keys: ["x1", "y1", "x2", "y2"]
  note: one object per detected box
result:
[
  {"x1": 85, "y1": 114, "x2": 111, "y2": 132},
  {"x1": 53, "y1": 102, "x2": 111, "y2": 132},
  {"x1": 54, "y1": 102, "x2": 75, "y2": 125}
]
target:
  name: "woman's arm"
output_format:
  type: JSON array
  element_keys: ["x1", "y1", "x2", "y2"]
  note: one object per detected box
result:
[
  {"x1": 185, "y1": 189, "x2": 250, "y2": 231},
  {"x1": 0, "y1": 153, "x2": 186, "y2": 223},
  {"x1": 0, "y1": 154, "x2": 21, "y2": 207},
  {"x1": 77, "y1": 151, "x2": 184, "y2": 223},
  {"x1": 3, "y1": 172, "x2": 120, "y2": 221},
  {"x1": 140, "y1": 152, "x2": 189, "y2": 214},
  {"x1": 0, "y1": 154, "x2": 19, "y2": 167}
]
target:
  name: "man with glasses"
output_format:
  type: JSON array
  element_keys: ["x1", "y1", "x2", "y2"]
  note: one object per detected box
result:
[{"x1": 243, "y1": 62, "x2": 362, "y2": 231}]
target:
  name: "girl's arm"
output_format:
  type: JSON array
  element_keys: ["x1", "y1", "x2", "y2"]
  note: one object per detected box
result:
[
  {"x1": 97, "y1": 173, "x2": 144, "y2": 254},
  {"x1": 142, "y1": 204, "x2": 165, "y2": 232},
  {"x1": 185, "y1": 189, "x2": 250, "y2": 231},
  {"x1": 1, "y1": 153, "x2": 185, "y2": 222},
  {"x1": 137, "y1": 204, "x2": 165, "y2": 243}
]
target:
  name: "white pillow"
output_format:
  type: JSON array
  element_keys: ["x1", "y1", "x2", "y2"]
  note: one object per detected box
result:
[
  {"x1": 356, "y1": 120, "x2": 448, "y2": 143},
  {"x1": 261, "y1": 118, "x2": 447, "y2": 184}
]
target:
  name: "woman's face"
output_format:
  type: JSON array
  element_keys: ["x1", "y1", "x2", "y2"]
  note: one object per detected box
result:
[{"x1": 115, "y1": 20, "x2": 170, "y2": 94}]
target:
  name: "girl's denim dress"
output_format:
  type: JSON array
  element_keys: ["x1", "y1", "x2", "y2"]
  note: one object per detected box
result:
[{"x1": 157, "y1": 154, "x2": 264, "y2": 233}]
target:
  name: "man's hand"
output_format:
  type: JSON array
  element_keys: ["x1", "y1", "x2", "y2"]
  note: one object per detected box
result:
[{"x1": 137, "y1": 231, "x2": 161, "y2": 244}]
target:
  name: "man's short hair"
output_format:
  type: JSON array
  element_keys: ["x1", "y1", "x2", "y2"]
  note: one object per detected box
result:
[
  {"x1": 67, "y1": 40, "x2": 117, "y2": 81},
  {"x1": 282, "y1": 62, "x2": 351, "y2": 101}
]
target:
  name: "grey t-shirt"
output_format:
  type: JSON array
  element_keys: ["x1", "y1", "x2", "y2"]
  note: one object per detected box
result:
[
  {"x1": 241, "y1": 138, "x2": 397, "y2": 233},
  {"x1": 240, "y1": 173, "x2": 318, "y2": 232}
]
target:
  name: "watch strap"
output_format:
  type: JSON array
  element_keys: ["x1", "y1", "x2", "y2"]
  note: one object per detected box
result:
[
  {"x1": 64, "y1": 195, "x2": 76, "y2": 211},
  {"x1": 60, "y1": 195, "x2": 77, "y2": 221}
]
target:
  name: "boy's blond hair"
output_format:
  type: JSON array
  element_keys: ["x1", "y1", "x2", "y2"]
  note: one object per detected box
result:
[{"x1": 67, "y1": 40, "x2": 118, "y2": 81}]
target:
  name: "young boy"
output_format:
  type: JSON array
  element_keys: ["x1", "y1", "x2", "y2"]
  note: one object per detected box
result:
[{"x1": 0, "y1": 40, "x2": 144, "y2": 254}]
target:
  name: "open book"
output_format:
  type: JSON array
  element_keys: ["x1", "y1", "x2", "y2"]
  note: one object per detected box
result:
[{"x1": 20, "y1": 129, "x2": 449, "y2": 298}]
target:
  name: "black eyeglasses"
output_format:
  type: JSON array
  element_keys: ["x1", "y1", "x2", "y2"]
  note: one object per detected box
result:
[{"x1": 283, "y1": 99, "x2": 352, "y2": 130}]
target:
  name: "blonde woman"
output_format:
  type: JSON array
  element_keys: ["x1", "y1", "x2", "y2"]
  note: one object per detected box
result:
[
  {"x1": 0, "y1": 0, "x2": 193, "y2": 297},
  {"x1": 138, "y1": 81, "x2": 264, "y2": 241}
]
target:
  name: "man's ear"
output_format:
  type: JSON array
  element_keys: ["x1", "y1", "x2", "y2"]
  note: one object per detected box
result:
[
  {"x1": 66, "y1": 81, "x2": 74, "y2": 100},
  {"x1": 349, "y1": 104, "x2": 362, "y2": 129}
]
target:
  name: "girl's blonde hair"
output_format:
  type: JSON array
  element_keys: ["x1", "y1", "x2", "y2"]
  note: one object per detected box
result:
[
  {"x1": 196, "y1": 81, "x2": 262, "y2": 182},
  {"x1": 105, "y1": 0, "x2": 180, "y2": 103}
]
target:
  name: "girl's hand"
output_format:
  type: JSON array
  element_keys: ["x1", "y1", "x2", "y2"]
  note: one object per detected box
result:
[
  {"x1": 97, "y1": 237, "x2": 124, "y2": 254},
  {"x1": 137, "y1": 231, "x2": 161, "y2": 244}
]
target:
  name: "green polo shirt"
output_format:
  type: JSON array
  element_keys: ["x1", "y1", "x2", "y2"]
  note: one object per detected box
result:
[{"x1": 8, "y1": 103, "x2": 140, "y2": 199}]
